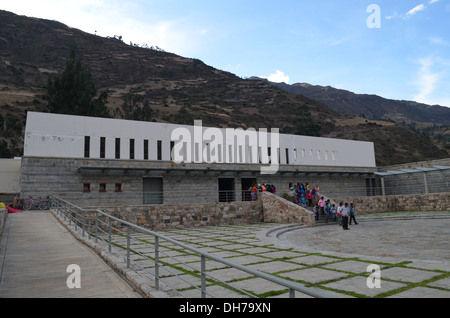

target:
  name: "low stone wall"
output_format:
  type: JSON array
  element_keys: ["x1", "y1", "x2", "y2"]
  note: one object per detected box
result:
[
  {"x1": 0, "y1": 208, "x2": 7, "y2": 239},
  {"x1": 261, "y1": 192, "x2": 315, "y2": 227},
  {"x1": 89, "y1": 200, "x2": 264, "y2": 231},
  {"x1": 334, "y1": 192, "x2": 450, "y2": 215}
]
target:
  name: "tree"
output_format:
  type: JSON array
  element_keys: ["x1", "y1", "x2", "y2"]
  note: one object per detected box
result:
[
  {"x1": 114, "y1": 93, "x2": 153, "y2": 122},
  {"x1": 45, "y1": 47, "x2": 110, "y2": 118}
]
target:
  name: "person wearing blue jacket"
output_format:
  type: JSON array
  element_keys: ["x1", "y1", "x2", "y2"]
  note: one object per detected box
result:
[{"x1": 349, "y1": 203, "x2": 358, "y2": 225}]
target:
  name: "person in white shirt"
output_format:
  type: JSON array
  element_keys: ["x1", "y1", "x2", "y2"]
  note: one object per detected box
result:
[{"x1": 341, "y1": 202, "x2": 350, "y2": 230}]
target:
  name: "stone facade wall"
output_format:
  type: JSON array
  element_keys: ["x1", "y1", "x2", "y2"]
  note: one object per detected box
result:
[
  {"x1": 261, "y1": 192, "x2": 315, "y2": 227},
  {"x1": 79, "y1": 192, "x2": 317, "y2": 232},
  {"x1": 334, "y1": 192, "x2": 450, "y2": 215},
  {"x1": 87, "y1": 200, "x2": 264, "y2": 231},
  {"x1": 20, "y1": 156, "x2": 375, "y2": 207}
]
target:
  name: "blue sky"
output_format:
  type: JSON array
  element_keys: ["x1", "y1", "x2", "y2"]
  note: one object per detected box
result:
[{"x1": 2, "y1": 0, "x2": 450, "y2": 106}]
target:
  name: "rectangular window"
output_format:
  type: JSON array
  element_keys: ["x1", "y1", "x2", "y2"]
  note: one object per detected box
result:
[
  {"x1": 170, "y1": 141, "x2": 175, "y2": 160},
  {"x1": 194, "y1": 143, "x2": 198, "y2": 162},
  {"x1": 286, "y1": 148, "x2": 290, "y2": 164},
  {"x1": 144, "y1": 140, "x2": 149, "y2": 160},
  {"x1": 115, "y1": 183, "x2": 122, "y2": 192},
  {"x1": 100, "y1": 137, "x2": 106, "y2": 159},
  {"x1": 84, "y1": 136, "x2": 90, "y2": 158},
  {"x1": 99, "y1": 183, "x2": 106, "y2": 192},
  {"x1": 83, "y1": 183, "x2": 91, "y2": 193},
  {"x1": 115, "y1": 138, "x2": 121, "y2": 159},
  {"x1": 157, "y1": 140, "x2": 162, "y2": 161},
  {"x1": 130, "y1": 139, "x2": 135, "y2": 160}
]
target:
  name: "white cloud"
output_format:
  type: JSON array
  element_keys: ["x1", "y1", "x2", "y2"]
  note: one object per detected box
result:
[
  {"x1": 388, "y1": 0, "x2": 441, "y2": 19},
  {"x1": 407, "y1": 4, "x2": 426, "y2": 16},
  {"x1": 429, "y1": 36, "x2": 449, "y2": 46},
  {"x1": 413, "y1": 58, "x2": 442, "y2": 104},
  {"x1": 264, "y1": 70, "x2": 290, "y2": 84}
]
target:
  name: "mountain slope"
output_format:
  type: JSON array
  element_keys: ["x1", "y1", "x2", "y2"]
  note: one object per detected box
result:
[
  {"x1": 0, "y1": 10, "x2": 449, "y2": 165},
  {"x1": 252, "y1": 78, "x2": 450, "y2": 143}
]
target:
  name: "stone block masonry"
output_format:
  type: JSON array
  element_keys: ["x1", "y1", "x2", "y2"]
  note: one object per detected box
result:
[
  {"x1": 82, "y1": 192, "x2": 316, "y2": 231},
  {"x1": 88, "y1": 200, "x2": 264, "y2": 231},
  {"x1": 335, "y1": 192, "x2": 450, "y2": 214},
  {"x1": 261, "y1": 192, "x2": 315, "y2": 227}
]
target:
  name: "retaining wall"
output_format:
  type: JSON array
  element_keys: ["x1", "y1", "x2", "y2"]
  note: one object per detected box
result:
[
  {"x1": 83, "y1": 191, "x2": 317, "y2": 231},
  {"x1": 261, "y1": 192, "x2": 316, "y2": 227},
  {"x1": 334, "y1": 192, "x2": 450, "y2": 214},
  {"x1": 89, "y1": 200, "x2": 264, "y2": 231}
]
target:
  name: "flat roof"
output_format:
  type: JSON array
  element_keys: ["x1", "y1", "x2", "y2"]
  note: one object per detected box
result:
[{"x1": 374, "y1": 166, "x2": 450, "y2": 176}]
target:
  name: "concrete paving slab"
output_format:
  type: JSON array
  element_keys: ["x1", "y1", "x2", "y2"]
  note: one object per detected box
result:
[
  {"x1": 289, "y1": 255, "x2": 340, "y2": 266},
  {"x1": 322, "y1": 260, "x2": 389, "y2": 274},
  {"x1": 181, "y1": 284, "x2": 250, "y2": 298},
  {"x1": 235, "y1": 246, "x2": 279, "y2": 254},
  {"x1": 217, "y1": 243, "x2": 253, "y2": 250},
  {"x1": 388, "y1": 286, "x2": 450, "y2": 298},
  {"x1": 207, "y1": 267, "x2": 255, "y2": 282},
  {"x1": 248, "y1": 261, "x2": 305, "y2": 274},
  {"x1": 158, "y1": 274, "x2": 202, "y2": 290},
  {"x1": 278, "y1": 268, "x2": 349, "y2": 284},
  {"x1": 323, "y1": 276, "x2": 407, "y2": 297},
  {"x1": 262, "y1": 251, "x2": 307, "y2": 259},
  {"x1": 226, "y1": 255, "x2": 271, "y2": 265},
  {"x1": 210, "y1": 250, "x2": 245, "y2": 258},
  {"x1": 230, "y1": 277, "x2": 289, "y2": 296},
  {"x1": 427, "y1": 277, "x2": 450, "y2": 289},
  {"x1": 405, "y1": 261, "x2": 450, "y2": 272},
  {"x1": 380, "y1": 267, "x2": 442, "y2": 283}
]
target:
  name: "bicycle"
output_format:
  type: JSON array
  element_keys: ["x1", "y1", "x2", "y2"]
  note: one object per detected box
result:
[{"x1": 24, "y1": 196, "x2": 50, "y2": 210}]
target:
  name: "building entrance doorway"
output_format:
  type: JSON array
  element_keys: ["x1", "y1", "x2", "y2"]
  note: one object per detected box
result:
[
  {"x1": 143, "y1": 177, "x2": 163, "y2": 204},
  {"x1": 218, "y1": 178, "x2": 235, "y2": 202},
  {"x1": 241, "y1": 178, "x2": 257, "y2": 201}
]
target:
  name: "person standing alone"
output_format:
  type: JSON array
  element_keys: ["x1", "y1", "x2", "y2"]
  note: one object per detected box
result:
[
  {"x1": 341, "y1": 202, "x2": 350, "y2": 230},
  {"x1": 349, "y1": 203, "x2": 358, "y2": 225}
]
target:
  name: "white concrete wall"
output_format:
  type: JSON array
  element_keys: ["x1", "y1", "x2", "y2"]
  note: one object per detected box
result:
[
  {"x1": 0, "y1": 158, "x2": 21, "y2": 194},
  {"x1": 23, "y1": 112, "x2": 376, "y2": 168}
]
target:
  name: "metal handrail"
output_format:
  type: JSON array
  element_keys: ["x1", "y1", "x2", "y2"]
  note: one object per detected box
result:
[{"x1": 51, "y1": 194, "x2": 332, "y2": 298}]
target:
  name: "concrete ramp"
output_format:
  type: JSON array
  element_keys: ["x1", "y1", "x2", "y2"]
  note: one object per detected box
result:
[{"x1": 0, "y1": 211, "x2": 140, "y2": 298}]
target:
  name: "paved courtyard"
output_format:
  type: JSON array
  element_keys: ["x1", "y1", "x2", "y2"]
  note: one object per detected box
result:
[{"x1": 100, "y1": 213, "x2": 450, "y2": 298}]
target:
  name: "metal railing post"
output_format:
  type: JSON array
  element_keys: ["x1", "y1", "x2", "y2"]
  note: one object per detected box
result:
[
  {"x1": 201, "y1": 255, "x2": 206, "y2": 298},
  {"x1": 81, "y1": 210, "x2": 85, "y2": 238},
  {"x1": 74, "y1": 207, "x2": 78, "y2": 231},
  {"x1": 88, "y1": 211, "x2": 91, "y2": 240},
  {"x1": 95, "y1": 211, "x2": 98, "y2": 244},
  {"x1": 289, "y1": 288, "x2": 295, "y2": 298},
  {"x1": 155, "y1": 236, "x2": 159, "y2": 290},
  {"x1": 108, "y1": 217, "x2": 112, "y2": 253},
  {"x1": 126, "y1": 225, "x2": 131, "y2": 269}
]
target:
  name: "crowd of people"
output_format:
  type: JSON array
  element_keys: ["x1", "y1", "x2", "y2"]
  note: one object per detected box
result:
[
  {"x1": 249, "y1": 183, "x2": 277, "y2": 201},
  {"x1": 248, "y1": 181, "x2": 359, "y2": 231},
  {"x1": 313, "y1": 200, "x2": 358, "y2": 230},
  {"x1": 288, "y1": 182, "x2": 358, "y2": 230}
]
